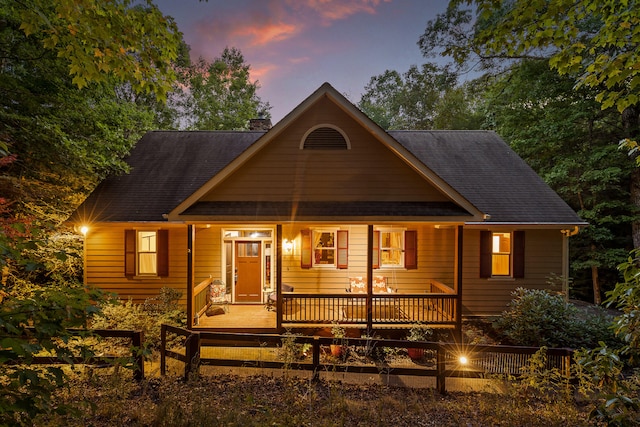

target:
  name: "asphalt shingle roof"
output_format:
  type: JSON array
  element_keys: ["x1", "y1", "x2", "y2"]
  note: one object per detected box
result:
[
  {"x1": 71, "y1": 129, "x2": 583, "y2": 225},
  {"x1": 388, "y1": 130, "x2": 582, "y2": 224}
]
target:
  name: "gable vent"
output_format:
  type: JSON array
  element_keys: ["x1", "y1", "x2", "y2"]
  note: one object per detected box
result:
[{"x1": 303, "y1": 127, "x2": 349, "y2": 150}]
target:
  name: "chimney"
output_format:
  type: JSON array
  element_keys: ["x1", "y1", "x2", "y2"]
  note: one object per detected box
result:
[{"x1": 249, "y1": 116, "x2": 272, "y2": 131}]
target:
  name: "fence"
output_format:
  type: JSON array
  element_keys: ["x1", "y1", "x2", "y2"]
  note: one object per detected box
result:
[
  {"x1": 5, "y1": 328, "x2": 145, "y2": 381},
  {"x1": 160, "y1": 325, "x2": 573, "y2": 393}
]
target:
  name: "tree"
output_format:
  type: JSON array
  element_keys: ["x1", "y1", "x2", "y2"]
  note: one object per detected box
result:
[
  {"x1": 177, "y1": 47, "x2": 270, "y2": 130},
  {"x1": 485, "y1": 60, "x2": 635, "y2": 302},
  {"x1": 14, "y1": 0, "x2": 182, "y2": 101},
  {"x1": 419, "y1": 1, "x2": 640, "y2": 250},
  {"x1": 420, "y1": 0, "x2": 640, "y2": 115},
  {"x1": 358, "y1": 63, "x2": 460, "y2": 130}
]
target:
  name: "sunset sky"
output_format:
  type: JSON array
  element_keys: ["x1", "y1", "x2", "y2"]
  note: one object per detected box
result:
[{"x1": 154, "y1": 0, "x2": 450, "y2": 123}]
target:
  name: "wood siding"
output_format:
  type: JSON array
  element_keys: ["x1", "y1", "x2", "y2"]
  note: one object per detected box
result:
[
  {"x1": 84, "y1": 224, "x2": 188, "y2": 304},
  {"x1": 201, "y1": 97, "x2": 449, "y2": 203},
  {"x1": 280, "y1": 224, "x2": 456, "y2": 293},
  {"x1": 84, "y1": 222, "x2": 565, "y2": 317},
  {"x1": 461, "y1": 229, "x2": 564, "y2": 316}
]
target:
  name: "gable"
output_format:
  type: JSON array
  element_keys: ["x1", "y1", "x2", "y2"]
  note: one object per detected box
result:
[{"x1": 195, "y1": 96, "x2": 452, "y2": 204}]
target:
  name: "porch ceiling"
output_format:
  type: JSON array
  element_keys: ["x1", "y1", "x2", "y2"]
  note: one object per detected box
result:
[{"x1": 177, "y1": 200, "x2": 472, "y2": 221}]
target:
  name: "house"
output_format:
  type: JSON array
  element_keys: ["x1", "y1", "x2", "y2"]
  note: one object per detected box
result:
[{"x1": 69, "y1": 82, "x2": 585, "y2": 337}]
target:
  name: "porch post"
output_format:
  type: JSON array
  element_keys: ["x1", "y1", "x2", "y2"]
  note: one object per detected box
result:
[
  {"x1": 276, "y1": 224, "x2": 283, "y2": 330},
  {"x1": 366, "y1": 224, "x2": 373, "y2": 331},
  {"x1": 187, "y1": 224, "x2": 194, "y2": 329},
  {"x1": 455, "y1": 225, "x2": 463, "y2": 342}
]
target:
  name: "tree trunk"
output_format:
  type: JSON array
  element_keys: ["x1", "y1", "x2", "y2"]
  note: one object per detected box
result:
[{"x1": 591, "y1": 263, "x2": 601, "y2": 305}]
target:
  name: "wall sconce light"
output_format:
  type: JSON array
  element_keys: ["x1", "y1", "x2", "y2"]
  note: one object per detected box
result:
[
  {"x1": 80, "y1": 225, "x2": 89, "y2": 236},
  {"x1": 283, "y1": 239, "x2": 294, "y2": 254}
]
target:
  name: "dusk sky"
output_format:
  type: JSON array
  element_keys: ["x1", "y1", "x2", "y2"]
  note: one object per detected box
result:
[{"x1": 153, "y1": 0, "x2": 450, "y2": 123}]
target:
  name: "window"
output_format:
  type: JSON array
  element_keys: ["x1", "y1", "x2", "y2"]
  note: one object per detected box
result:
[
  {"x1": 314, "y1": 231, "x2": 335, "y2": 265},
  {"x1": 480, "y1": 230, "x2": 525, "y2": 278},
  {"x1": 301, "y1": 229, "x2": 348, "y2": 269},
  {"x1": 373, "y1": 229, "x2": 417, "y2": 270},
  {"x1": 125, "y1": 229, "x2": 169, "y2": 277},
  {"x1": 491, "y1": 232, "x2": 511, "y2": 276},
  {"x1": 380, "y1": 230, "x2": 404, "y2": 267},
  {"x1": 138, "y1": 231, "x2": 157, "y2": 275}
]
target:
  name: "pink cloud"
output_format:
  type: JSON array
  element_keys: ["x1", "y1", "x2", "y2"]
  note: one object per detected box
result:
[{"x1": 293, "y1": 0, "x2": 392, "y2": 23}]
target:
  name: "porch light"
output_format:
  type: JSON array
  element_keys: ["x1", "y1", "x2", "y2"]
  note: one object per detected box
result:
[
  {"x1": 459, "y1": 355, "x2": 469, "y2": 365},
  {"x1": 80, "y1": 225, "x2": 89, "y2": 236},
  {"x1": 283, "y1": 239, "x2": 294, "y2": 254}
]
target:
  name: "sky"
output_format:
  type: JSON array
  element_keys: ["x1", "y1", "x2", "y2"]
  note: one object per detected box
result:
[{"x1": 153, "y1": 0, "x2": 450, "y2": 123}]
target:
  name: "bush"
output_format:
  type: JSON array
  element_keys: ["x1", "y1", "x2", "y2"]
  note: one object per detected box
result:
[
  {"x1": 494, "y1": 288, "x2": 618, "y2": 348},
  {"x1": 90, "y1": 288, "x2": 187, "y2": 352}
]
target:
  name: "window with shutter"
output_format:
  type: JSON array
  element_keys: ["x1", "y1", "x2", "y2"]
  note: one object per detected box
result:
[
  {"x1": 301, "y1": 228, "x2": 348, "y2": 269},
  {"x1": 373, "y1": 228, "x2": 417, "y2": 269},
  {"x1": 480, "y1": 230, "x2": 524, "y2": 278},
  {"x1": 124, "y1": 229, "x2": 169, "y2": 277}
]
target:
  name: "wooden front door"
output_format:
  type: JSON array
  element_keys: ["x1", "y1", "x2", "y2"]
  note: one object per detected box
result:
[{"x1": 235, "y1": 241, "x2": 261, "y2": 302}]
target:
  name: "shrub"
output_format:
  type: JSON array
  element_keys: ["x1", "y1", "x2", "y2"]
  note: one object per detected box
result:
[
  {"x1": 494, "y1": 288, "x2": 617, "y2": 348},
  {"x1": 90, "y1": 287, "x2": 187, "y2": 352}
]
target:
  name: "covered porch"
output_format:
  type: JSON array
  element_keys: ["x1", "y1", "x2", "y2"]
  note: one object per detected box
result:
[{"x1": 189, "y1": 224, "x2": 463, "y2": 336}]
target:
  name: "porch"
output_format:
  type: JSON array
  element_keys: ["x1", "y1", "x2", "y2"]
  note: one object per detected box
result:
[{"x1": 193, "y1": 278, "x2": 457, "y2": 332}]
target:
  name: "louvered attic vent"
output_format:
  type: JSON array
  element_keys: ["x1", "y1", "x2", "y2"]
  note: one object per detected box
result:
[{"x1": 303, "y1": 127, "x2": 348, "y2": 149}]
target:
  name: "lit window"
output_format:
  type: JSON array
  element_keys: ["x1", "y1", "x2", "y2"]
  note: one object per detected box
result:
[
  {"x1": 492, "y1": 232, "x2": 511, "y2": 276},
  {"x1": 313, "y1": 231, "x2": 336, "y2": 266},
  {"x1": 138, "y1": 231, "x2": 157, "y2": 275},
  {"x1": 380, "y1": 230, "x2": 404, "y2": 267}
]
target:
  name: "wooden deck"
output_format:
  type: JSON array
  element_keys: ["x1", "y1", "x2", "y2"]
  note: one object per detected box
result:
[{"x1": 194, "y1": 304, "x2": 277, "y2": 331}]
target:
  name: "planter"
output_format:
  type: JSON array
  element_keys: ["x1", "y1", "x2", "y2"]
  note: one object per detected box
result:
[
  {"x1": 407, "y1": 347, "x2": 424, "y2": 360},
  {"x1": 330, "y1": 344, "x2": 346, "y2": 357}
]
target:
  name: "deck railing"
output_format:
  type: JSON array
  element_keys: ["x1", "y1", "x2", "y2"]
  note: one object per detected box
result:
[{"x1": 281, "y1": 292, "x2": 457, "y2": 328}]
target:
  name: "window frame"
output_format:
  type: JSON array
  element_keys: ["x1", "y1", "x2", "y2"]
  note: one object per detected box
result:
[
  {"x1": 125, "y1": 229, "x2": 169, "y2": 278},
  {"x1": 480, "y1": 230, "x2": 525, "y2": 279},
  {"x1": 378, "y1": 228, "x2": 405, "y2": 268}
]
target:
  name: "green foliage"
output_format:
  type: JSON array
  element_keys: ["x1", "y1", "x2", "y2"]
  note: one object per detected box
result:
[
  {"x1": 422, "y1": 0, "x2": 640, "y2": 115},
  {"x1": 494, "y1": 288, "x2": 618, "y2": 348},
  {"x1": 90, "y1": 288, "x2": 187, "y2": 352},
  {"x1": 481, "y1": 59, "x2": 635, "y2": 300},
  {"x1": 515, "y1": 347, "x2": 572, "y2": 402},
  {"x1": 15, "y1": 0, "x2": 182, "y2": 101},
  {"x1": 358, "y1": 63, "x2": 473, "y2": 130},
  {"x1": 607, "y1": 249, "x2": 640, "y2": 361},
  {"x1": 0, "y1": 201, "x2": 109, "y2": 425},
  {"x1": 176, "y1": 47, "x2": 271, "y2": 130},
  {"x1": 406, "y1": 323, "x2": 433, "y2": 342},
  {"x1": 575, "y1": 345, "x2": 640, "y2": 425}
]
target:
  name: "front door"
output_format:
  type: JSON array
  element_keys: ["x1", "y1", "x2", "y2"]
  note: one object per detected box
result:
[{"x1": 235, "y1": 241, "x2": 261, "y2": 302}]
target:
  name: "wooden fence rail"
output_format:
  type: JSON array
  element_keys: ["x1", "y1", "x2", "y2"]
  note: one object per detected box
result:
[
  {"x1": 4, "y1": 328, "x2": 145, "y2": 381},
  {"x1": 159, "y1": 325, "x2": 573, "y2": 393}
]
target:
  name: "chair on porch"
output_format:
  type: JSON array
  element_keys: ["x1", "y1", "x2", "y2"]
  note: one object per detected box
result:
[
  {"x1": 208, "y1": 279, "x2": 230, "y2": 313},
  {"x1": 265, "y1": 283, "x2": 294, "y2": 311}
]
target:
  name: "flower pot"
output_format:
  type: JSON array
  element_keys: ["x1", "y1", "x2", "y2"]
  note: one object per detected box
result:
[
  {"x1": 407, "y1": 347, "x2": 424, "y2": 360},
  {"x1": 330, "y1": 344, "x2": 345, "y2": 357}
]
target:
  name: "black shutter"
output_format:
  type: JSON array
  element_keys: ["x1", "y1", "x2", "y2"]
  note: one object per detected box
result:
[
  {"x1": 124, "y1": 229, "x2": 136, "y2": 277},
  {"x1": 157, "y1": 229, "x2": 169, "y2": 277},
  {"x1": 480, "y1": 231, "x2": 492, "y2": 278},
  {"x1": 513, "y1": 231, "x2": 525, "y2": 278}
]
